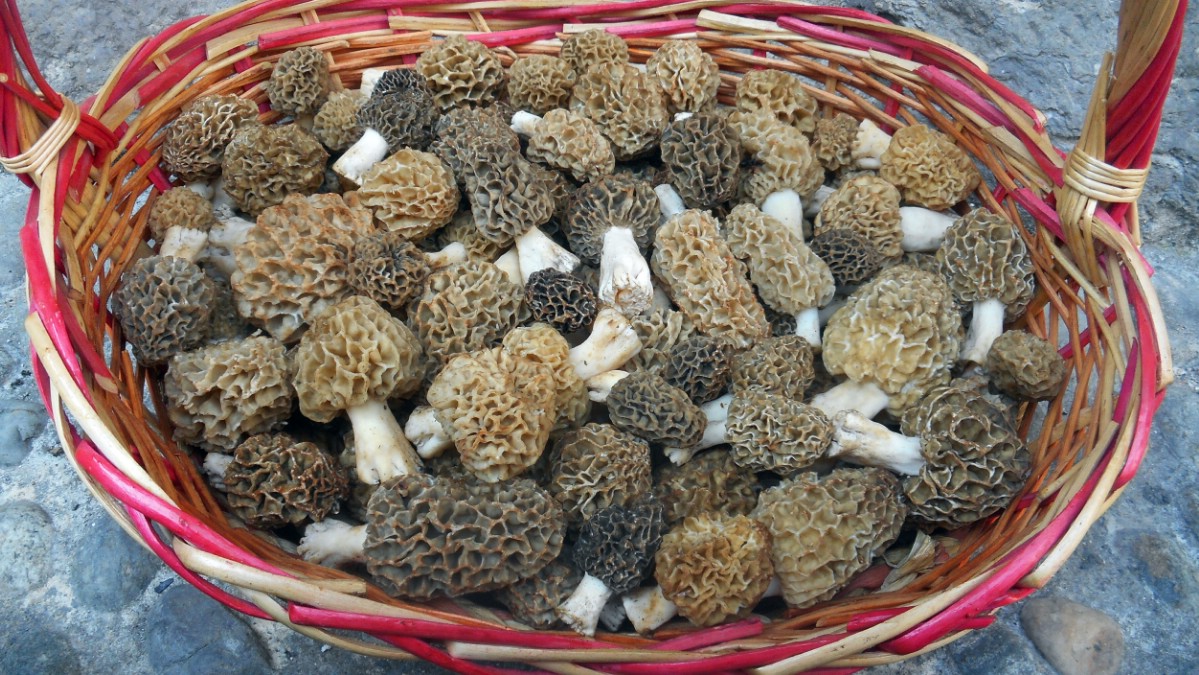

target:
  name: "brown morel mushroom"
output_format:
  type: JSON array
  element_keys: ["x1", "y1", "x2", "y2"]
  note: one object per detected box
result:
[
  {"x1": 571, "y1": 62, "x2": 669, "y2": 161},
  {"x1": 370, "y1": 68, "x2": 429, "y2": 99},
  {"x1": 880, "y1": 123, "x2": 981, "y2": 210},
  {"x1": 416, "y1": 35, "x2": 506, "y2": 112},
  {"x1": 659, "y1": 112, "x2": 741, "y2": 210},
  {"x1": 558, "y1": 498, "x2": 665, "y2": 636},
  {"x1": 739, "y1": 117, "x2": 824, "y2": 205},
  {"x1": 654, "y1": 450, "x2": 758, "y2": 528},
  {"x1": 986, "y1": 330, "x2": 1068, "y2": 400},
  {"x1": 808, "y1": 228, "x2": 885, "y2": 289},
  {"x1": 497, "y1": 556, "x2": 583, "y2": 629},
  {"x1": 162, "y1": 94, "x2": 258, "y2": 183},
  {"x1": 646, "y1": 40, "x2": 720, "y2": 114},
  {"x1": 355, "y1": 148, "x2": 459, "y2": 240},
  {"x1": 812, "y1": 112, "x2": 858, "y2": 172},
  {"x1": 594, "y1": 370, "x2": 706, "y2": 449},
  {"x1": 293, "y1": 296, "x2": 425, "y2": 484},
  {"x1": 663, "y1": 335, "x2": 733, "y2": 404},
  {"x1": 752, "y1": 467, "x2": 906, "y2": 608},
  {"x1": 231, "y1": 192, "x2": 373, "y2": 343},
  {"x1": 347, "y1": 230, "x2": 431, "y2": 311},
  {"x1": 220, "y1": 123, "x2": 327, "y2": 216},
  {"x1": 937, "y1": 209, "x2": 1036, "y2": 364},
  {"x1": 431, "y1": 105, "x2": 521, "y2": 185},
  {"x1": 332, "y1": 86, "x2": 440, "y2": 185},
  {"x1": 549, "y1": 423, "x2": 652, "y2": 528},
  {"x1": 408, "y1": 260, "x2": 525, "y2": 365},
  {"x1": 730, "y1": 335, "x2": 816, "y2": 401},
  {"x1": 146, "y1": 187, "x2": 217, "y2": 262},
  {"x1": 113, "y1": 256, "x2": 214, "y2": 366},
  {"x1": 525, "y1": 269, "x2": 598, "y2": 334},
  {"x1": 513, "y1": 108, "x2": 615, "y2": 183},
  {"x1": 626, "y1": 307, "x2": 696, "y2": 373},
  {"x1": 164, "y1": 335, "x2": 293, "y2": 451},
  {"x1": 508, "y1": 55, "x2": 577, "y2": 116},
  {"x1": 222, "y1": 432, "x2": 347, "y2": 529},
  {"x1": 299, "y1": 474, "x2": 565, "y2": 599},
  {"x1": 312, "y1": 90, "x2": 364, "y2": 151},
  {"x1": 815, "y1": 174, "x2": 903, "y2": 260},
  {"x1": 503, "y1": 324, "x2": 592, "y2": 430},
  {"x1": 735, "y1": 69, "x2": 818, "y2": 134},
  {"x1": 265, "y1": 46, "x2": 330, "y2": 119},
  {"x1": 560, "y1": 28, "x2": 629, "y2": 75}
]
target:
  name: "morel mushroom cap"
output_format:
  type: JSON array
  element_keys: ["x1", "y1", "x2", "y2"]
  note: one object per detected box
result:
[
  {"x1": 231, "y1": 193, "x2": 372, "y2": 342},
  {"x1": 356, "y1": 148, "x2": 459, "y2": 240},
  {"x1": 818, "y1": 265, "x2": 961, "y2": 417},
  {"x1": 663, "y1": 335, "x2": 733, "y2": 404},
  {"x1": 371, "y1": 68, "x2": 430, "y2": 99},
  {"x1": 560, "y1": 28, "x2": 629, "y2": 75},
  {"x1": 312, "y1": 90, "x2": 365, "y2": 151},
  {"x1": 646, "y1": 40, "x2": 721, "y2": 114},
  {"x1": 426, "y1": 346, "x2": 557, "y2": 482},
  {"x1": 432, "y1": 105, "x2": 521, "y2": 184},
  {"x1": 879, "y1": 123, "x2": 981, "y2": 210},
  {"x1": 654, "y1": 450, "x2": 758, "y2": 527},
  {"x1": 815, "y1": 174, "x2": 903, "y2": 260},
  {"x1": 409, "y1": 260, "x2": 525, "y2": 364},
  {"x1": 265, "y1": 46, "x2": 330, "y2": 117},
  {"x1": 508, "y1": 55, "x2": 577, "y2": 116},
  {"x1": 735, "y1": 69, "x2": 818, "y2": 134},
  {"x1": 503, "y1": 324, "x2": 591, "y2": 430},
  {"x1": 223, "y1": 432, "x2": 348, "y2": 529},
  {"x1": 416, "y1": 35, "x2": 506, "y2": 112},
  {"x1": 651, "y1": 209, "x2": 771, "y2": 349},
  {"x1": 656, "y1": 514, "x2": 774, "y2": 627},
  {"x1": 566, "y1": 174, "x2": 660, "y2": 314},
  {"x1": 550, "y1": 423, "x2": 652, "y2": 527},
  {"x1": 294, "y1": 296, "x2": 425, "y2": 483},
  {"x1": 813, "y1": 112, "x2": 858, "y2": 172},
  {"x1": 740, "y1": 121, "x2": 824, "y2": 204},
  {"x1": 525, "y1": 269, "x2": 598, "y2": 334},
  {"x1": 521, "y1": 108, "x2": 615, "y2": 183},
  {"x1": 571, "y1": 62, "x2": 669, "y2": 161},
  {"x1": 937, "y1": 209, "x2": 1037, "y2": 364},
  {"x1": 364, "y1": 473, "x2": 565, "y2": 599},
  {"x1": 146, "y1": 187, "x2": 217, "y2": 262},
  {"x1": 660, "y1": 112, "x2": 741, "y2": 210},
  {"x1": 333, "y1": 88, "x2": 441, "y2": 185},
  {"x1": 437, "y1": 210, "x2": 506, "y2": 262},
  {"x1": 627, "y1": 307, "x2": 697, "y2": 373},
  {"x1": 113, "y1": 256, "x2": 214, "y2": 366},
  {"x1": 986, "y1": 330, "x2": 1067, "y2": 400},
  {"x1": 461, "y1": 137, "x2": 557, "y2": 245},
  {"x1": 162, "y1": 94, "x2": 258, "y2": 182},
  {"x1": 808, "y1": 228, "x2": 885, "y2": 288},
  {"x1": 497, "y1": 556, "x2": 583, "y2": 629},
  {"x1": 752, "y1": 468, "x2": 906, "y2": 608},
  {"x1": 347, "y1": 230, "x2": 430, "y2": 311},
  {"x1": 221, "y1": 123, "x2": 327, "y2": 216},
  {"x1": 727, "y1": 390, "x2": 832, "y2": 475},
  {"x1": 164, "y1": 335, "x2": 293, "y2": 451},
  {"x1": 605, "y1": 370, "x2": 706, "y2": 448},
  {"x1": 730, "y1": 335, "x2": 816, "y2": 401}
]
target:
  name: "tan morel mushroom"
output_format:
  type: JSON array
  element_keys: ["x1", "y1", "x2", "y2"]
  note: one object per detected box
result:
[
  {"x1": 231, "y1": 193, "x2": 373, "y2": 343},
  {"x1": 146, "y1": 187, "x2": 217, "y2": 262},
  {"x1": 355, "y1": 148, "x2": 459, "y2": 240},
  {"x1": 164, "y1": 335, "x2": 293, "y2": 451},
  {"x1": 752, "y1": 468, "x2": 906, "y2": 608},
  {"x1": 566, "y1": 175, "x2": 661, "y2": 314},
  {"x1": 408, "y1": 260, "x2": 525, "y2": 365},
  {"x1": 626, "y1": 307, "x2": 697, "y2": 373},
  {"x1": 986, "y1": 330, "x2": 1067, "y2": 401},
  {"x1": 508, "y1": 55, "x2": 577, "y2": 116},
  {"x1": 312, "y1": 90, "x2": 364, "y2": 151},
  {"x1": 347, "y1": 230, "x2": 431, "y2": 312},
  {"x1": 654, "y1": 450, "x2": 758, "y2": 528},
  {"x1": 880, "y1": 123, "x2": 981, "y2": 210},
  {"x1": 739, "y1": 118, "x2": 824, "y2": 204},
  {"x1": 222, "y1": 433, "x2": 347, "y2": 529},
  {"x1": 815, "y1": 174, "x2": 903, "y2": 260},
  {"x1": 735, "y1": 69, "x2": 818, "y2": 134},
  {"x1": 646, "y1": 40, "x2": 720, "y2": 114},
  {"x1": 730, "y1": 335, "x2": 816, "y2": 401},
  {"x1": 560, "y1": 28, "x2": 629, "y2": 76},
  {"x1": 162, "y1": 94, "x2": 258, "y2": 183},
  {"x1": 220, "y1": 123, "x2": 327, "y2": 216},
  {"x1": 333, "y1": 86, "x2": 440, "y2": 185},
  {"x1": 659, "y1": 112, "x2": 741, "y2": 210},
  {"x1": 514, "y1": 108, "x2": 615, "y2": 183},
  {"x1": 663, "y1": 335, "x2": 733, "y2": 404},
  {"x1": 265, "y1": 46, "x2": 331, "y2": 119},
  {"x1": 497, "y1": 556, "x2": 583, "y2": 629},
  {"x1": 937, "y1": 209, "x2": 1036, "y2": 364},
  {"x1": 571, "y1": 62, "x2": 669, "y2": 160},
  {"x1": 550, "y1": 423, "x2": 652, "y2": 528},
  {"x1": 113, "y1": 256, "x2": 214, "y2": 366},
  {"x1": 436, "y1": 210, "x2": 506, "y2": 262},
  {"x1": 416, "y1": 35, "x2": 506, "y2": 112},
  {"x1": 503, "y1": 324, "x2": 592, "y2": 430},
  {"x1": 293, "y1": 296, "x2": 425, "y2": 484}
]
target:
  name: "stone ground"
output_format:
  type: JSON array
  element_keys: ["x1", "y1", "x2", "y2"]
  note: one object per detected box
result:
[{"x1": 0, "y1": 0, "x2": 1196, "y2": 673}]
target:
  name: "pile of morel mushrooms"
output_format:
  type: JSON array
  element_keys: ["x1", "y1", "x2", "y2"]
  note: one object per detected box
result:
[{"x1": 122, "y1": 30, "x2": 1069, "y2": 636}]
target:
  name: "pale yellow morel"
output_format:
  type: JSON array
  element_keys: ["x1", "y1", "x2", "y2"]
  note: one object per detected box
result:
[
  {"x1": 879, "y1": 123, "x2": 981, "y2": 210},
  {"x1": 816, "y1": 174, "x2": 903, "y2": 260},
  {"x1": 735, "y1": 68, "x2": 818, "y2": 134},
  {"x1": 312, "y1": 90, "x2": 365, "y2": 151},
  {"x1": 265, "y1": 46, "x2": 331, "y2": 117},
  {"x1": 525, "y1": 108, "x2": 615, "y2": 183},
  {"x1": 560, "y1": 28, "x2": 629, "y2": 75},
  {"x1": 812, "y1": 112, "x2": 859, "y2": 172},
  {"x1": 502, "y1": 324, "x2": 591, "y2": 430},
  {"x1": 571, "y1": 62, "x2": 669, "y2": 160},
  {"x1": 653, "y1": 450, "x2": 758, "y2": 528},
  {"x1": 727, "y1": 390, "x2": 832, "y2": 475},
  {"x1": 356, "y1": 148, "x2": 459, "y2": 240}
]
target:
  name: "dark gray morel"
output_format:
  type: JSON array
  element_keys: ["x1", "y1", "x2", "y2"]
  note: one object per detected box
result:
[
  {"x1": 222, "y1": 433, "x2": 347, "y2": 529},
  {"x1": 663, "y1": 335, "x2": 734, "y2": 404},
  {"x1": 985, "y1": 330, "x2": 1068, "y2": 401},
  {"x1": 525, "y1": 269, "x2": 598, "y2": 334},
  {"x1": 496, "y1": 556, "x2": 583, "y2": 629},
  {"x1": 348, "y1": 231, "x2": 431, "y2": 312},
  {"x1": 113, "y1": 256, "x2": 214, "y2": 366},
  {"x1": 599, "y1": 370, "x2": 706, "y2": 448}
]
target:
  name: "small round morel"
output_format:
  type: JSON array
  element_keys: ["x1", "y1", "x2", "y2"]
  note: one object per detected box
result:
[
  {"x1": 606, "y1": 370, "x2": 706, "y2": 448},
  {"x1": 356, "y1": 88, "x2": 439, "y2": 153},
  {"x1": 114, "y1": 256, "x2": 214, "y2": 366},
  {"x1": 816, "y1": 174, "x2": 903, "y2": 260},
  {"x1": 221, "y1": 124, "x2": 327, "y2": 216},
  {"x1": 560, "y1": 29, "x2": 629, "y2": 75},
  {"x1": 646, "y1": 40, "x2": 720, "y2": 114},
  {"x1": 525, "y1": 108, "x2": 615, "y2": 183},
  {"x1": 808, "y1": 228, "x2": 885, "y2": 288},
  {"x1": 265, "y1": 46, "x2": 330, "y2": 117},
  {"x1": 571, "y1": 62, "x2": 668, "y2": 160},
  {"x1": 813, "y1": 112, "x2": 858, "y2": 172},
  {"x1": 224, "y1": 433, "x2": 348, "y2": 529},
  {"x1": 727, "y1": 390, "x2": 832, "y2": 475},
  {"x1": 880, "y1": 123, "x2": 981, "y2": 210},
  {"x1": 508, "y1": 56, "x2": 577, "y2": 115},
  {"x1": 371, "y1": 69, "x2": 429, "y2": 99},
  {"x1": 416, "y1": 35, "x2": 506, "y2": 111},
  {"x1": 663, "y1": 336, "x2": 733, "y2": 404},
  {"x1": 312, "y1": 90, "x2": 365, "y2": 151},
  {"x1": 496, "y1": 557, "x2": 583, "y2": 629},
  {"x1": 356, "y1": 148, "x2": 459, "y2": 240},
  {"x1": 986, "y1": 330, "x2": 1068, "y2": 401},
  {"x1": 409, "y1": 260, "x2": 525, "y2": 364},
  {"x1": 348, "y1": 231, "x2": 430, "y2": 311},
  {"x1": 735, "y1": 69, "x2": 817, "y2": 134},
  {"x1": 147, "y1": 187, "x2": 216, "y2": 246},
  {"x1": 525, "y1": 269, "x2": 598, "y2": 334},
  {"x1": 654, "y1": 450, "x2": 758, "y2": 527}
]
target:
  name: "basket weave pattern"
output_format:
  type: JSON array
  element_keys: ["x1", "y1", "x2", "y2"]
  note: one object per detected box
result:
[{"x1": 0, "y1": 0, "x2": 1182, "y2": 672}]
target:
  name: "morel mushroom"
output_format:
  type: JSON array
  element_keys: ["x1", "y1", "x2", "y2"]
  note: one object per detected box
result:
[
  {"x1": 113, "y1": 256, "x2": 214, "y2": 366},
  {"x1": 986, "y1": 330, "x2": 1068, "y2": 401},
  {"x1": 332, "y1": 86, "x2": 440, "y2": 185},
  {"x1": 497, "y1": 556, "x2": 583, "y2": 629},
  {"x1": 347, "y1": 230, "x2": 431, "y2": 311},
  {"x1": 503, "y1": 324, "x2": 591, "y2": 430},
  {"x1": 654, "y1": 450, "x2": 758, "y2": 527},
  {"x1": 512, "y1": 108, "x2": 614, "y2": 183},
  {"x1": 937, "y1": 209, "x2": 1036, "y2": 364},
  {"x1": 146, "y1": 187, "x2": 217, "y2": 262},
  {"x1": 560, "y1": 28, "x2": 629, "y2": 76},
  {"x1": 431, "y1": 105, "x2": 521, "y2": 184},
  {"x1": 265, "y1": 46, "x2": 330, "y2": 119},
  {"x1": 880, "y1": 123, "x2": 981, "y2": 210},
  {"x1": 594, "y1": 370, "x2": 706, "y2": 449},
  {"x1": 437, "y1": 210, "x2": 507, "y2": 262},
  {"x1": 571, "y1": 62, "x2": 669, "y2": 160},
  {"x1": 525, "y1": 269, "x2": 598, "y2": 334},
  {"x1": 740, "y1": 118, "x2": 825, "y2": 204},
  {"x1": 730, "y1": 335, "x2": 816, "y2": 401},
  {"x1": 566, "y1": 175, "x2": 661, "y2": 314},
  {"x1": 663, "y1": 335, "x2": 733, "y2": 404},
  {"x1": 646, "y1": 40, "x2": 721, "y2": 114},
  {"x1": 354, "y1": 148, "x2": 459, "y2": 240},
  {"x1": 659, "y1": 112, "x2": 741, "y2": 210},
  {"x1": 508, "y1": 55, "x2": 577, "y2": 116},
  {"x1": 815, "y1": 174, "x2": 903, "y2": 261},
  {"x1": 408, "y1": 260, "x2": 525, "y2": 365},
  {"x1": 735, "y1": 69, "x2": 818, "y2": 134},
  {"x1": 312, "y1": 90, "x2": 365, "y2": 151},
  {"x1": 223, "y1": 433, "x2": 347, "y2": 529},
  {"x1": 812, "y1": 112, "x2": 858, "y2": 172},
  {"x1": 164, "y1": 335, "x2": 293, "y2": 451},
  {"x1": 162, "y1": 94, "x2": 259, "y2": 183},
  {"x1": 293, "y1": 296, "x2": 425, "y2": 484},
  {"x1": 626, "y1": 307, "x2": 696, "y2": 373},
  {"x1": 550, "y1": 423, "x2": 652, "y2": 528},
  {"x1": 220, "y1": 123, "x2": 327, "y2": 216},
  {"x1": 416, "y1": 35, "x2": 506, "y2": 112},
  {"x1": 807, "y1": 228, "x2": 885, "y2": 289}
]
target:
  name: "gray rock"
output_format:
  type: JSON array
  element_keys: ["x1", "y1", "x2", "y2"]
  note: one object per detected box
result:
[
  {"x1": 0, "y1": 611, "x2": 83, "y2": 675},
  {"x1": 1125, "y1": 530, "x2": 1199, "y2": 610},
  {"x1": 1020, "y1": 596, "x2": 1125, "y2": 675},
  {"x1": 0, "y1": 500, "x2": 54, "y2": 597},
  {"x1": 143, "y1": 584, "x2": 272, "y2": 674},
  {"x1": 0, "y1": 400, "x2": 48, "y2": 467},
  {"x1": 70, "y1": 514, "x2": 163, "y2": 610}
]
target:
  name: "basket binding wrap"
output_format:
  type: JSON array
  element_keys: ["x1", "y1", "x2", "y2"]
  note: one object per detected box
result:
[{"x1": 0, "y1": 0, "x2": 1184, "y2": 671}]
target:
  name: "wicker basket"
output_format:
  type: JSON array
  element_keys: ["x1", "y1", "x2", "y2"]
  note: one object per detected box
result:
[{"x1": 0, "y1": 0, "x2": 1182, "y2": 671}]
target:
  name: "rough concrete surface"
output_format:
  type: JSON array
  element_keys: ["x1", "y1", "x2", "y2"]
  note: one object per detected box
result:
[{"x1": 0, "y1": 1, "x2": 1195, "y2": 673}]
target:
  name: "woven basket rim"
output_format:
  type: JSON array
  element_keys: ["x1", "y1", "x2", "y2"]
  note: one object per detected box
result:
[{"x1": 0, "y1": 0, "x2": 1180, "y2": 672}]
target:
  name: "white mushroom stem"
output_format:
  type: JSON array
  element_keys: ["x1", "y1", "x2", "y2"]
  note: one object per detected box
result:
[
  {"x1": 344, "y1": 399, "x2": 422, "y2": 484},
  {"x1": 203, "y1": 213, "x2": 256, "y2": 278},
  {"x1": 425, "y1": 242, "x2": 467, "y2": 269},
  {"x1": 763, "y1": 577, "x2": 782, "y2": 599},
  {"x1": 558, "y1": 573, "x2": 616, "y2": 637},
  {"x1": 665, "y1": 393, "x2": 733, "y2": 465},
  {"x1": 184, "y1": 180, "x2": 214, "y2": 201},
  {"x1": 761, "y1": 189, "x2": 804, "y2": 243},
  {"x1": 623, "y1": 585, "x2": 678, "y2": 634},
  {"x1": 358, "y1": 68, "x2": 387, "y2": 98},
  {"x1": 159, "y1": 226, "x2": 209, "y2": 262},
  {"x1": 828, "y1": 410, "x2": 925, "y2": 476},
  {"x1": 811, "y1": 380, "x2": 890, "y2": 418},
  {"x1": 202, "y1": 452, "x2": 232, "y2": 490},
  {"x1": 793, "y1": 308, "x2": 822, "y2": 347},
  {"x1": 586, "y1": 369, "x2": 629, "y2": 403},
  {"x1": 332, "y1": 127, "x2": 389, "y2": 185},
  {"x1": 516, "y1": 227, "x2": 580, "y2": 281},
  {"x1": 899, "y1": 207, "x2": 957, "y2": 252},
  {"x1": 598, "y1": 226, "x2": 653, "y2": 315},
  {"x1": 960, "y1": 298, "x2": 1006, "y2": 364},
  {"x1": 804, "y1": 185, "x2": 835, "y2": 219},
  {"x1": 673, "y1": 112, "x2": 694, "y2": 122},
  {"x1": 510, "y1": 110, "x2": 542, "y2": 136},
  {"x1": 853, "y1": 119, "x2": 892, "y2": 169},
  {"x1": 569, "y1": 307, "x2": 642, "y2": 381},
  {"x1": 654, "y1": 183, "x2": 686, "y2": 220},
  {"x1": 493, "y1": 249, "x2": 524, "y2": 287},
  {"x1": 404, "y1": 406, "x2": 453, "y2": 459},
  {"x1": 298, "y1": 520, "x2": 368, "y2": 566}
]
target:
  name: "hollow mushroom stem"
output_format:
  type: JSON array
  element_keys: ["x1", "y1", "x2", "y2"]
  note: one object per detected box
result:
[
  {"x1": 510, "y1": 110, "x2": 542, "y2": 136},
  {"x1": 654, "y1": 184, "x2": 686, "y2": 220},
  {"x1": 569, "y1": 308, "x2": 642, "y2": 381},
  {"x1": 623, "y1": 585, "x2": 678, "y2": 634},
  {"x1": 358, "y1": 68, "x2": 386, "y2": 98},
  {"x1": 344, "y1": 399, "x2": 422, "y2": 484},
  {"x1": 493, "y1": 249, "x2": 524, "y2": 287},
  {"x1": 853, "y1": 119, "x2": 892, "y2": 169},
  {"x1": 961, "y1": 298, "x2": 1006, "y2": 364},
  {"x1": 516, "y1": 227, "x2": 580, "y2": 282},
  {"x1": 793, "y1": 308, "x2": 822, "y2": 347},
  {"x1": 586, "y1": 370, "x2": 629, "y2": 403},
  {"x1": 598, "y1": 226, "x2": 653, "y2": 315},
  {"x1": 298, "y1": 519, "x2": 368, "y2": 566},
  {"x1": 828, "y1": 410, "x2": 925, "y2": 475},
  {"x1": 558, "y1": 573, "x2": 616, "y2": 637},
  {"x1": 332, "y1": 127, "x2": 390, "y2": 185},
  {"x1": 899, "y1": 207, "x2": 957, "y2": 252},
  {"x1": 760, "y1": 189, "x2": 804, "y2": 243},
  {"x1": 404, "y1": 406, "x2": 453, "y2": 459},
  {"x1": 665, "y1": 393, "x2": 733, "y2": 465},
  {"x1": 425, "y1": 242, "x2": 468, "y2": 270},
  {"x1": 811, "y1": 380, "x2": 890, "y2": 418},
  {"x1": 599, "y1": 597, "x2": 629, "y2": 632},
  {"x1": 804, "y1": 185, "x2": 835, "y2": 219}
]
